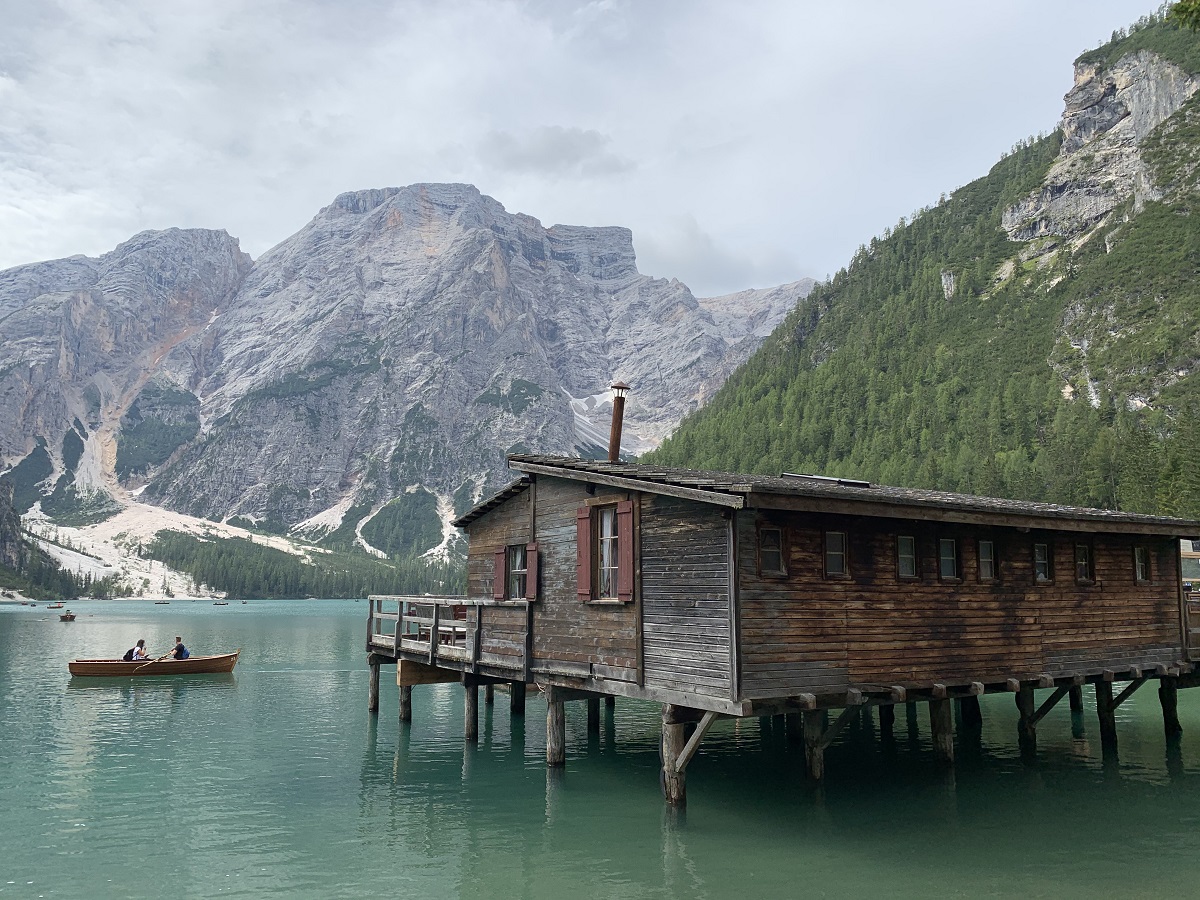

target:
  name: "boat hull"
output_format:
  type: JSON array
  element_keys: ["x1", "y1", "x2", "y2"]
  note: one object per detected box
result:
[{"x1": 68, "y1": 652, "x2": 240, "y2": 677}]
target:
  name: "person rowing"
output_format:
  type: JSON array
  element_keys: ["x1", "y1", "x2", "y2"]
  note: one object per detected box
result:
[{"x1": 170, "y1": 636, "x2": 190, "y2": 660}]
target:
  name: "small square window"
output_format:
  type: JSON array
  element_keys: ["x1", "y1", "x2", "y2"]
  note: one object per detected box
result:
[
  {"x1": 978, "y1": 540, "x2": 996, "y2": 581},
  {"x1": 1034, "y1": 542, "x2": 1052, "y2": 583},
  {"x1": 1134, "y1": 546, "x2": 1149, "y2": 582},
  {"x1": 759, "y1": 527, "x2": 786, "y2": 576},
  {"x1": 1075, "y1": 543, "x2": 1094, "y2": 583},
  {"x1": 897, "y1": 535, "x2": 917, "y2": 579},
  {"x1": 939, "y1": 538, "x2": 958, "y2": 580},
  {"x1": 825, "y1": 531, "x2": 847, "y2": 577}
]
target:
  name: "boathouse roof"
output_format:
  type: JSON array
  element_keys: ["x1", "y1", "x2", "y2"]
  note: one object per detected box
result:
[{"x1": 452, "y1": 454, "x2": 1200, "y2": 538}]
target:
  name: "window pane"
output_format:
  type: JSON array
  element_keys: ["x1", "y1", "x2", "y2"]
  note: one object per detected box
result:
[
  {"x1": 978, "y1": 540, "x2": 995, "y2": 581},
  {"x1": 1034, "y1": 543, "x2": 1050, "y2": 582},
  {"x1": 826, "y1": 532, "x2": 846, "y2": 576},
  {"x1": 1075, "y1": 544, "x2": 1092, "y2": 581},
  {"x1": 597, "y1": 507, "x2": 618, "y2": 599},
  {"x1": 1135, "y1": 546, "x2": 1149, "y2": 582},
  {"x1": 759, "y1": 528, "x2": 784, "y2": 574},
  {"x1": 897, "y1": 535, "x2": 916, "y2": 578},
  {"x1": 507, "y1": 545, "x2": 527, "y2": 599},
  {"x1": 939, "y1": 538, "x2": 957, "y2": 579}
]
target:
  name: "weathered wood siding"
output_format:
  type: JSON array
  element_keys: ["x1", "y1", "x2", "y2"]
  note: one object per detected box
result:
[
  {"x1": 528, "y1": 477, "x2": 639, "y2": 679},
  {"x1": 738, "y1": 510, "x2": 1184, "y2": 699},
  {"x1": 463, "y1": 485, "x2": 530, "y2": 667},
  {"x1": 640, "y1": 495, "x2": 732, "y2": 698}
]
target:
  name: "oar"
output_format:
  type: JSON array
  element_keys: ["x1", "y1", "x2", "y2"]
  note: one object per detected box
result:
[{"x1": 133, "y1": 652, "x2": 172, "y2": 673}]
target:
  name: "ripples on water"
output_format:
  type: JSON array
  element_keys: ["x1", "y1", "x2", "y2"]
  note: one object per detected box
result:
[{"x1": 3, "y1": 600, "x2": 1200, "y2": 898}]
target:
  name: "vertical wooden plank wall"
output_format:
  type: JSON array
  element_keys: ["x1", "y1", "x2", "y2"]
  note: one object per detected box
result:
[{"x1": 639, "y1": 495, "x2": 732, "y2": 698}]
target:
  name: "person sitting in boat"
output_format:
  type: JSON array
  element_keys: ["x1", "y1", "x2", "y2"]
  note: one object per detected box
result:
[
  {"x1": 170, "y1": 636, "x2": 190, "y2": 660},
  {"x1": 123, "y1": 639, "x2": 149, "y2": 661}
]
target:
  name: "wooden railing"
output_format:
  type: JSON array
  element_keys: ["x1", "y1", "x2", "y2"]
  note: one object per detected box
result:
[{"x1": 368, "y1": 594, "x2": 472, "y2": 657}]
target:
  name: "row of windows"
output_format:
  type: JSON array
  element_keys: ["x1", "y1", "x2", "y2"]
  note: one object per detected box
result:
[{"x1": 758, "y1": 526, "x2": 1154, "y2": 586}]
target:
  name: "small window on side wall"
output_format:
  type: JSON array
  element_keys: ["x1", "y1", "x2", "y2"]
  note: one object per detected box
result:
[
  {"x1": 1134, "y1": 546, "x2": 1150, "y2": 582},
  {"x1": 978, "y1": 539, "x2": 996, "y2": 582},
  {"x1": 1033, "y1": 542, "x2": 1053, "y2": 584},
  {"x1": 825, "y1": 531, "x2": 847, "y2": 578},
  {"x1": 939, "y1": 538, "x2": 959, "y2": 580},
  {"x1": 759, "y1": 526, "x2": 786, "y2": 576},
  {"x1": 897, "y1": 535, "x2": 917, "y2": 579},
  {"x1": 576, "y1": 501, "x2": 635, "y2": 603},
  {"x1": 494, "y1": 542, "x2": 538, "y2": 601},
  {"x1": 1075, "y1": 543, "x2": 1094, "y2": 583}
]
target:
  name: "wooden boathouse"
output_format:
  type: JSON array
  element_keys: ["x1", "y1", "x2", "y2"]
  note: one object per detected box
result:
[{"x1": 367, "y1": 453, "x2": 1200, "y2": 804}]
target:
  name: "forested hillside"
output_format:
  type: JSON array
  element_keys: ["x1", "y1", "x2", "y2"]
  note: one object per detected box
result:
[{"x1": 648, "y1": 15, "x2": 1200, "y2": 517}]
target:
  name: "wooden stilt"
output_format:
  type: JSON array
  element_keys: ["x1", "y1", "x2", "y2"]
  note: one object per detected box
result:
[
  {"x1": 588, "y1": 697, "x2": 601, "y2": 734},
  {"x1": 399, "y1": 684, "x2": 412, "y2": 722},
  {"x1": 368, "y1": 654, "x2": 380, "y2": 714},
  {"x1": 464, "y1": 679, "x2": 479, "y2": 743},
  {"x1": 1095, "y1": 681, "x2": 1118, "y2": 753},
  {"x1": 546, "y1": 698, "x2": 565, "y2": 767},
  {"x1": 662, "y1": 705, "x2": 688, "y2": 805},
  {"x1": 1069, "y1": 685, "x2": 1084, "y2": 712},
  {"x1": 484, "y1": 684, "x2": 494, "y2": 705},
  {"x1": 605, "y1": 695, "x2": 615, "y2": 710},
  {"x1": 879, "y1": 704, "x2": 896, "y2": 734},
  {"x1": 959, "y1": 695, "x2": 983, "y2": 730},
  {"x1": 802, "y1": 710, "x2": 825, "y2": 780},
  {"x1": 1160, "y1": 676, "x2": 1183, "y2": 739},
  {"x1": 511, "y1": 681, "x2": 526, "y2": 715},
  {"x1": 1016, "y1": 683, "x2": 1037, "y2": 760},
  {"x1": 929, "y1": 699, "x2": 954, "y2": 765}
]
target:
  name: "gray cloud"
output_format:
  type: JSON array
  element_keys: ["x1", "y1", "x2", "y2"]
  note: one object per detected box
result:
[
  {"x1": 0, "y1": 0, "x2": 1167, "y2": 296},
  {"x1": 479, "y1": 126, "x2": 634, "y2": 177}
]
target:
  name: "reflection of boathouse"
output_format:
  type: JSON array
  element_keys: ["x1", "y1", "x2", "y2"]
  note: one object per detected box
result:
[{"x1": 368, "y1": 453, "x2": 1200, "y2": 804}]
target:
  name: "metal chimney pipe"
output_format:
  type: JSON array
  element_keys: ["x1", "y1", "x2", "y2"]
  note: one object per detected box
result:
[{"x1": 608, "y1": 382, "x2": 630, "y2": 462}]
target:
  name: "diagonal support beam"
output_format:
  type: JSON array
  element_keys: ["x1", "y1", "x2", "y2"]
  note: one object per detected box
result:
[
  {"x1": 819, "y1": 706, "x2": 859, "y2": 751},
  {"x1": 672, "y1": 711, "x2": 719, "y2": 774},
  {"x1": 1113, "y1": 678, "x2": 1146, "y2": 709},
  {"x1": 1029, "y1": 685, "x2": 1070, "y2": 727}
]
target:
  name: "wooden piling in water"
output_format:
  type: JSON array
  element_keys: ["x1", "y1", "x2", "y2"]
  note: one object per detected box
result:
[
  {"x1": 929, "y1": 699, "x2": 954, "y2": 765},
  {"x1": 959, "y1": 695, "x2": 983, "y2": 730},
  {"x1": 511, "y1": 681, "x2": 526, "y2": 716},
  {"x1": 879, "y1": 704, "x2": 896, "y2": 735},
  {"x1": 1069, "y1": 685, "x2": 1084, "y2": 712},
  {"x1": 464, "y1": 679, "x2": 479, "y2": 743},
  {"x1": 1016, "y1": 683, "x2": 1037, "y2": 759},
  {"x1": 399, "y1": 685, "x2": 412, "y2": 722},
  {"x1": 484, "y1": 684, "x2": 494, "y2": 705},
  {"x1": 802, "y1": 710, "x2": 825, "y2": 780},
  {"x1": 588, "y1": 698, "x2": 601, "y2": 734},
  {"x1": 368, "y1": 654, "x2": 380, "y2": 714},
  {"x1": 662, "y1": 705, "x2": 688, "y2": 805},
  {"x1": 1095, "y1": 681, "x2": 1118, "y2": 752},
  {"x1": 1160, "y1": 677, "x2": 1182, "y2": 739},
  {"x1": 547, "y1": 698, "x2": 565, "y2": 767}
]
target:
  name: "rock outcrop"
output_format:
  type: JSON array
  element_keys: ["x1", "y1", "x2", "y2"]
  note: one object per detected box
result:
[
  {"x1": 1003, "y1": 49, "x2": 1199, "y2": 242},
  {"x1": 0, "y1": 185, "x2": 808, "y2": 533}
]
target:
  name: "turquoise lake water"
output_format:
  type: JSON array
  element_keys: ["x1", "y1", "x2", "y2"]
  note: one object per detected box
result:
[{"x1": 3, "y1": 598, "x2": 1200, "y2": 899}]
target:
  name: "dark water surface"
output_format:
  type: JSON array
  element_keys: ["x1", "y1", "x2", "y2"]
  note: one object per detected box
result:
[{"x1": 3, "y1": 599, "x2": 1200, "y2": 899}]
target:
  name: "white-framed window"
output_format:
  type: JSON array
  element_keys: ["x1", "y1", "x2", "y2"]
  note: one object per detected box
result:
[
  {"x1": 978, "y1": 539, "x2": 996, "y2": 581},
  {"x1": 759, "y1": 526, "x2": 786, "y2": 576},
  {"x1": 597, "y1": 505, "x2": 619, "y2": 600},
  {"x1": 1134, "y1": 545, "x2": 1150, "y2": 582},
  {"x1": 825, "y1": 531, "x2": 847, "y2": 578},
  {"x1": 939, "y1": 538, "x2": 958, "y2": 580},
  {"x1": 507, "y1": 544, "x2": 527, "y2": 599},
  {"x1": 1034, "y1": 542, "x2": 1053, "y2": 583},
  {"x1": 1075, "y1": 543, "x2": 1094, "y2": 583}
]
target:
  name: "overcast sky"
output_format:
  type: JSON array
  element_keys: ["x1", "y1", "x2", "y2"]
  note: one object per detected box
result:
[{"x1": 0, "y1": 0, "x2": 1165, "y2": 297}]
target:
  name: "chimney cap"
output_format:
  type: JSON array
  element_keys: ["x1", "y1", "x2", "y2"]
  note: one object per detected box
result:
[{"x1": 611, "y1": 381, "x2": 631, "y2": 397}]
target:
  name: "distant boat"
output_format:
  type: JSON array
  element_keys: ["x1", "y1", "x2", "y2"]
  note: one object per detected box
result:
[
  {"x1": 47, "y1": 602, "x2": 65, "y2": 609},
  {"x1": 59, "y1": 611, "x2": 76, "y2": 622},
  {"x1": 213, "y1": 601, "x2": 228, "y2": 606},
  {"x1": 69, "y1": 651, "x2": 240, "y2": 677},
  {"x1": 154, "y1": 600, "x2": 170, "y2": 605}
]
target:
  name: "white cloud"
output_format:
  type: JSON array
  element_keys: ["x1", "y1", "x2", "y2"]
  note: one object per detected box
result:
[{"x1": 0, "y1": 0, "x2": 1167, "y2": 294}]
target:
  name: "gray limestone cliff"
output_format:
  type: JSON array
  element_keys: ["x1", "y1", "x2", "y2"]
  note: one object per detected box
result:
[
  {"x1": 0, "y1": 185, "x2": 808, "y2": 535},
  {"x1": 1002, "y1": 49, "x2": 1199, "y2": 242}
]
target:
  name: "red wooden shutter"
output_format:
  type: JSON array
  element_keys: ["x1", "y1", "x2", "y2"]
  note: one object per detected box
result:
[
  {"x1": 617, "y1": 500, "x2": 634, "y2": 602},
  {"x1": 576, "y1": 506, "x2": 592, "y2": 600},
  {"x1": 493, "y1": 548, "x2": 506, "y2": 600},
  {"x1": 525, "y1": 542, "x2": 539, "y2": 600}
]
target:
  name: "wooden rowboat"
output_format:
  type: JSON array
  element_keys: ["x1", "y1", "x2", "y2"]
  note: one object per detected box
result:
[
  {"x1": 59, "y1": 611, "x2": 76, "y2": 621},
  {"x1": 68, "y1": 651, "x2": 240, "y2": 677}
]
